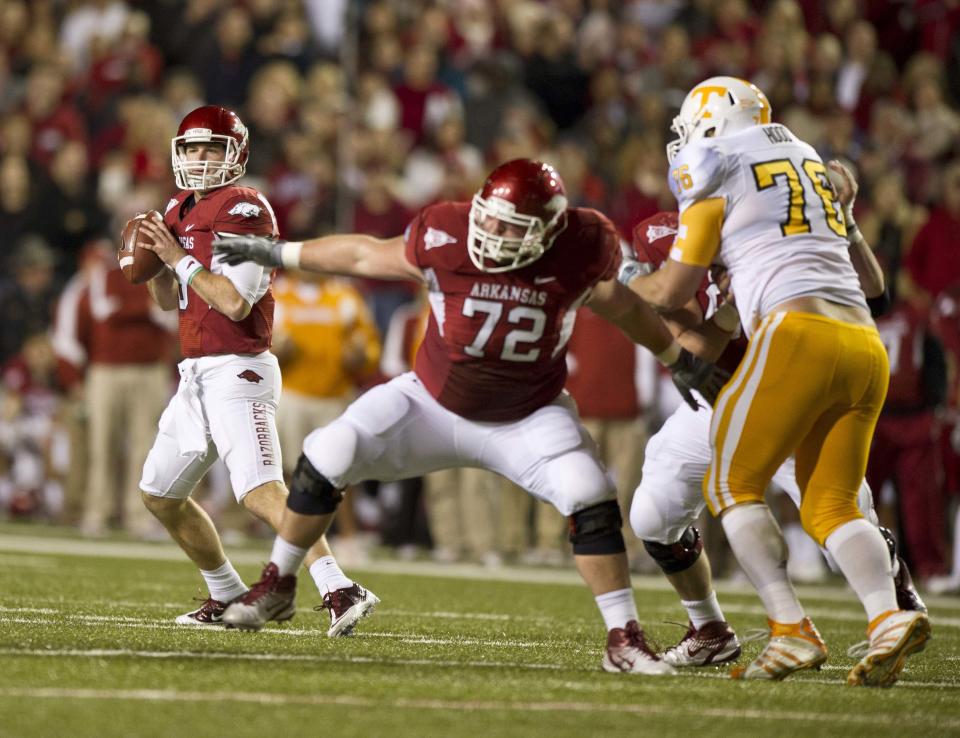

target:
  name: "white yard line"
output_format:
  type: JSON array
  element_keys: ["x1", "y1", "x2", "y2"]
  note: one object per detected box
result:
[
  {"x1": 0, "y1": 684, "x2": 958, "y2": 726},
  {"x1": 0, "y1": 609, "x2": 580, "y2": 649},
  {"x1": 0, "y1": 645, "x2": 956, "y2": 692},
  {"x1": 4, "y1": 532, "x2": 959, "y2": 611}
]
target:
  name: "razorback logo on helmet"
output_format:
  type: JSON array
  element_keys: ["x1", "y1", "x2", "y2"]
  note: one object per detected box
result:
[
  {"x1": 228, "y1": 202, "x2": 262, "y2": 219},
  {"x1": 646, "y1": 223, "x2": 678, "y2": 243},
  {"x1": 237, "y1": 369, "x2": 263, "y2": 383},
  {"x1": 424, "y1": 227, "x2": 457, "y2": 250}
]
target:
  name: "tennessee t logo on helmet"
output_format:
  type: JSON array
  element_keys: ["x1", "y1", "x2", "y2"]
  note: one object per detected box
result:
[{"x1": 667, "y1": 77, "x2": 772, "y2": 162}]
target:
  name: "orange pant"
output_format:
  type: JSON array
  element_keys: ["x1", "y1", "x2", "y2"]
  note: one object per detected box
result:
[{"x1": 704, "y1": 311, "x2": 888, "y2": 544}]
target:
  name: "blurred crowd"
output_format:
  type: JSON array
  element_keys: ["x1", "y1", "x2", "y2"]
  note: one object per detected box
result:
[{"x1": 1, "y1": 0, "x2": 960, "y2": 590}]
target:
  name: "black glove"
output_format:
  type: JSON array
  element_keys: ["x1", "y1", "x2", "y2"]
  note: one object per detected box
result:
[
  {"x1": 213, "y1": 236, "x2": 284, "y2": 267},
  {"x1": 668, "y1": 348, "x2": 730, "y2": 410}
]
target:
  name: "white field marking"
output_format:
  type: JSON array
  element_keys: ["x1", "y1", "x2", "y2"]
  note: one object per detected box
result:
[
  {"x1": 1, "y1": 686, "x2": 959, "y2": 726},
  {"x1": 5, "y1": 532, "x2": 960, "y2": 611},
  {"x1": 1, "y1": 646, "x2": 956, "y2": 692},
  {"x1": 0, "y1": 610, "x2": 581, "y2": 650},
  {"x1": 4, "y1": 599, "x2": 960, "y2": 633}
]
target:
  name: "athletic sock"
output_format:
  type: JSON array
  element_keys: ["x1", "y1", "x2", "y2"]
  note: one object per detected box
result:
[
  {"x1": 309, "y1": 555, "x2": 354, "y2": 597},
  {"x1": 825, "y1": 518, "x2": 899, "y2": 622},
  {"x1": 721, "y1": 503, "x2": 806, "y2": 623},
  {"x1": 681, "y1": 591, "x2": 725, "y2": 629},
  {"x1": 271, "y1": 536, "x2": 308, "y2": 577},
  {"x1": 200, "y1": 560, "x2": 248, "y2": 603},
  {"x1": 595, "y1": 587, "x2": 639, "y2": 631}
]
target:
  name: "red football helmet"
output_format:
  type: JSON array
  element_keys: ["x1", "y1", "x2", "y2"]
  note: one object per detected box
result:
[
  {"x1": 171, "y1": 105, "x2": 249, "y2": 191},
  {"x1": 468, "y1": 159, "x2": 568, "y2": 273}
]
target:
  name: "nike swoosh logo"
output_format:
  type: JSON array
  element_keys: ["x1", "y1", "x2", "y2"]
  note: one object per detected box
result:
[
  {"x1": 534, "y1": 276, "x2": 556, "y2": 284},
  {"x1": 185, "y1": 224, "x2": 195, "y2": 232}
]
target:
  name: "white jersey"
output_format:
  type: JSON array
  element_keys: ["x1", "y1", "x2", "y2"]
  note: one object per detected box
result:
[{"x1": 669, "y1": 124, "x2": 867, "y2": 337}]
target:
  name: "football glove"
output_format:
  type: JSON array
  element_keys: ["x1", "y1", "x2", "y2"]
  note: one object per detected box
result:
[
  {"x1": 618, "y1": 255, "x2": 653, "y2": 286},
  {"x1": 668, "y1": 348, "x2": 729, "y2": 409},
  {"x1": 213, "y1": 235, "x2": 284, "y2": 267}
]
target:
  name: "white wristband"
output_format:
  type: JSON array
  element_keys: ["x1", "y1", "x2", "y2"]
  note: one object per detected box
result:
[
  {"x1": 655, "y1": 341, "x2": 682, "y2": 366},
  {"x1": 175, "y1": 255, "x2": 204, "y2": 284},
  {"x1": 712, "y1": 302, "x2": 740, "y2": 332},
  {"x1": 281, "y1": 241, "x2": 303, "y2": 270}
]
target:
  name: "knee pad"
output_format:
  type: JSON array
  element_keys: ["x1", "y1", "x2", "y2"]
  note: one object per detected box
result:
[
  {"x1": 287, "y1": 453, "x2": 343, "y2": 515},
  {"x1": 642, "y1": 525, "x2": 703, "y2": 574},
  {"x1": 568, "y1": 500, "x2": 625, "y2": 555}
]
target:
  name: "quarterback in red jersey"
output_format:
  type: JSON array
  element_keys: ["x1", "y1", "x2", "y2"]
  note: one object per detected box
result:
[
  {"x1": 621, "y1": 163, "x2": 924, "y2": 670},
  {"x1": 134, "y1": 105, "x2": 376, "y2": 635},
  {"x1": 214, "y1": 158, "x2": 725, "y2": 673}
]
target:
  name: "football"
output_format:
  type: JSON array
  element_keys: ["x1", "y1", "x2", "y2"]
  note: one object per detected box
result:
[{"x1": 118, "y1": 211, "x2": 166, "y2": 284}]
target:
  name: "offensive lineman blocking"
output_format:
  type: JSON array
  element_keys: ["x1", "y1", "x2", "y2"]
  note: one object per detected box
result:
[
  {"x1": 629, "y1": 77, "x2": 930, "y2": 685},
  {"x1": 213, "y1": 158, "x2": 726, "y2": 673},
  {"x1": 621, "y1": 173, "x2": 925, "y2": 668}
]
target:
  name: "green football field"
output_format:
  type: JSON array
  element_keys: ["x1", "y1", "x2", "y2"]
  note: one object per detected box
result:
[{"x1": 1, "y1": 524, "x2": 958, "y2": 738}]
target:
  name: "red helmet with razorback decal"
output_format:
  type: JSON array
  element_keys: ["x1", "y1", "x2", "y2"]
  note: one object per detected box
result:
[
  {"x1": 171, "y1": 105, "x2": 249, "y2": 191},
  {"x1": 468, "y1": 159, "x2": 569, "y2": 273}
]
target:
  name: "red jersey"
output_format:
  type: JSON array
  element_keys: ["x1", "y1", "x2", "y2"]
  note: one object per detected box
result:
[
  {"x1": 404, "y1": 202, "x2": 620, "y2": 422},
  {"x1": 932, "y1": 285, "x2": 960, "y2": 408},
  {"x1": 631, "y1": 212, "x2": 747, "y2": 375},
  {"x1": 79, "y1": 266, "x2": 174, "y2": 364},
  {"x1": 162, "y1": 185, "x2": 278, "y2": 358},
  {"x1": 875, "y1": 301, "x2": 931, "y2": 410}
]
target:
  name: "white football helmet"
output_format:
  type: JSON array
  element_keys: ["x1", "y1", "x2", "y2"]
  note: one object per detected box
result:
[{"x1": 667, "y1": 77, "x2": 772, "y2": 162}]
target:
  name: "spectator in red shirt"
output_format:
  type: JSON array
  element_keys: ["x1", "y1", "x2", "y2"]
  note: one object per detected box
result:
[
  {"x1": 868, "y1": 297, "x2": 948, "y2": 580},
  {"x1": 904, "y1": 160, "x2": 960, "y2": 299},
  {"x1": 55, "y1": 239, "x2": 176, "y2": 537},
  {"x1": 23, "y1": 64, "x2": 87, "y2": 171},
  {"x1": 392, "y1": 44, "x2": 460, "y2": 145}
]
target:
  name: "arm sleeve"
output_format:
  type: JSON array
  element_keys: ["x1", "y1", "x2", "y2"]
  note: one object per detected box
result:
[
  {"x1": 668, "y1": 141, "x2": 727, "y2": 267},
  {"x1": 211, "y1": 192, "x2": 277, "y2": 304},
  {"x1": 212, "y1": 233, "x2": 269, "y2": 305}
]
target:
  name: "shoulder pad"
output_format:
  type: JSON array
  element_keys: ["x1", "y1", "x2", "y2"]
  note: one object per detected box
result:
[
  {"x1": 669, "y1": 138, "x2": 728, "y2": 211},
  {"x1": 214, "y1": 190, "x2": 276, "y2": 236}
]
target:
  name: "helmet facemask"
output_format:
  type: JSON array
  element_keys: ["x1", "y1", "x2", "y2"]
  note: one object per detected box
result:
[
  {"x1": 467, "y1": 193, "x2": 567, "y2": 273},
  {"x1": 171, "y1": 129, "x2": 246, "y2": 190}
]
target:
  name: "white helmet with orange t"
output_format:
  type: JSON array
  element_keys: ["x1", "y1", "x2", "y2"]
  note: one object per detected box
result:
[{"x1": 666, "y1": 77, "x2": 772, "y2": 162}]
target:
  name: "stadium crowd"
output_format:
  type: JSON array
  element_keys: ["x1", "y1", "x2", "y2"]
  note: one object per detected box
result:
[{"x1": 1, "y1": 0, "x2": 959, "y2": 591}]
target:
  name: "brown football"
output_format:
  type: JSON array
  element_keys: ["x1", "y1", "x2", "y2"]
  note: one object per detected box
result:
[{"x1": 119, "y1": 211, "x2": 165, "y2": 284}]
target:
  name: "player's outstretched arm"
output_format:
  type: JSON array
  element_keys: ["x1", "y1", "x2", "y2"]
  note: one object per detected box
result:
[{"x1": 214, "y1": 233, "x2": 424, "y2": 283}]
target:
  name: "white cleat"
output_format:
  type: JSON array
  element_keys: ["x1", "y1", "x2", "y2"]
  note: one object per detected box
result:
[
  {"x1": 847, "y1": 610, "x2": 930, "y2": 688},
  {"x1": 174, "y1": 597, "x2": 228, "y2": 627},
  {"x1": 316, "y1": 584, "x2": 380, "y2": 637},
  {"x1": 602, "y1": 620, "x2": 676, "y2": 675}
]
